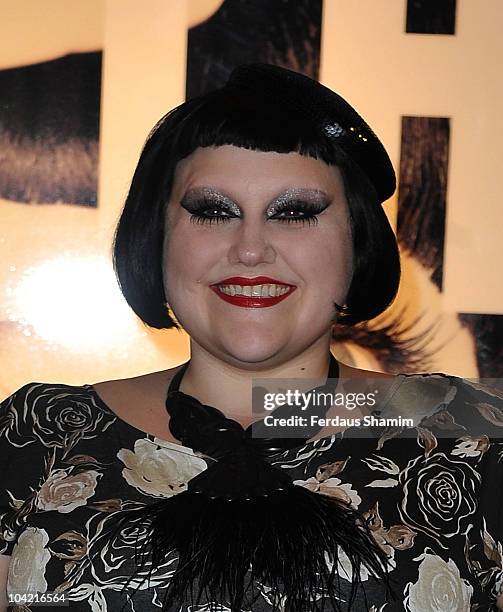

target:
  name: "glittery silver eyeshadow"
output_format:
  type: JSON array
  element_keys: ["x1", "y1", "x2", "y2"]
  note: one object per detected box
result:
[
  {"x1": 180, "y1": 187, "x2": 330, "y2": 218},
  {"x1": 266, "y1": 188, "x2": 330, "y2": 217},
  {"x1": 180, "y1": 188, "x2": 242, "y2": 216}
]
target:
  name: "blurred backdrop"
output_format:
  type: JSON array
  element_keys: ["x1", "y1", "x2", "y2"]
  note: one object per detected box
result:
[{"x1": 1, "y1": 0, "x2": 502, "y2": 397}]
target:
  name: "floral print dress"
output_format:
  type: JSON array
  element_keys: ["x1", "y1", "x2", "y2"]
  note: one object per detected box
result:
[{"x1": 1, "y1": 372, "x2": 503, "y2": 611}]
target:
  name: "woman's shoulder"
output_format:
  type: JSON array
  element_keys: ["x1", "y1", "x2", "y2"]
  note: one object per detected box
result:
[
  {"x1": 0, "y1": 365, "x2": 184, "y2": 424},
  {"x1": 91, "y1": 363, "x2": 183, "y2": 406},
  {"x1": 338, "y1": 363, "x2": 503, "y2": 439},
  {"x1": 90, "y1": 364, "x2": 186, "y2": 443},
  {"x1": 0, "y1": 380, "x2": 95, "y2": 418},
  {"x1": 0, "y1": 380, "x2": 119, "y2": 449}
]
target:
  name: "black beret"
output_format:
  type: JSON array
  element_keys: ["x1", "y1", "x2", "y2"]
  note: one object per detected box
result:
[{"x1": 223, "y1": 63, "x2": 396, "y2": 203}]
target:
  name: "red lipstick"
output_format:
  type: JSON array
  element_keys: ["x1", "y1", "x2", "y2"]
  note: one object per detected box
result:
[{"x1": 209, "y1": 276, "x2": 297, "y2": 308}]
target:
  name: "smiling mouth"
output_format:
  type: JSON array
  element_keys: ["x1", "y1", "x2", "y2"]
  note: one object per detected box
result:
[
  {"x1": 210, "y1": 283, "x2": 297, "y2": 308},
  {"x1": 217, "y1": 283, "x2": 291, "y2": 297}
]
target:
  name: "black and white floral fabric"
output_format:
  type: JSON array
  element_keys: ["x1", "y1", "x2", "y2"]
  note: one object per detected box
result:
[{"x1": 1, "y1": 373, "x2": 502, "y2": 611}]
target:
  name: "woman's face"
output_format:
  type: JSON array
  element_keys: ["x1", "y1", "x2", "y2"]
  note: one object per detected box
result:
[{"x1": 163, "y1": 144, "x2": 353, "y2": 368}]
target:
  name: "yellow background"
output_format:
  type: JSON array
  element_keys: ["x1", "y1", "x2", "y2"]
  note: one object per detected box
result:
[{"x1": 0, "y1": 0, "x2": 501, "y2": 397}]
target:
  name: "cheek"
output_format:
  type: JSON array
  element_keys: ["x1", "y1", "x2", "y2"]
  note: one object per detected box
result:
[
  {"x1": 162, "y1": 225, "x2": 222, "y2": 297},
  {"x1": 163, "y1": 224, "x2": 191, "y2": 302},
  {"x1": 293, "y1": 227, "x2": 353, "y2": 299},
  {"x1": 337, "y1": 231, "x2": 354, "y2": 288}
]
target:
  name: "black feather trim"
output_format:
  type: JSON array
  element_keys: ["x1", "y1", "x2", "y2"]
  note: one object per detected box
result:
[{"x1": 110, "y1": 479, "x2": 396, "y2": 610}]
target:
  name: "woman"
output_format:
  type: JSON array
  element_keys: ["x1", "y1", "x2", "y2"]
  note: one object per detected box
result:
[{"x1": 1, "y1": 64, "x2": 502, "y2": 612}]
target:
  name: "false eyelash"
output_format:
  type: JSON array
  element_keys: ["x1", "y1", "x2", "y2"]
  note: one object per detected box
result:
[
  {"x1": 332, "y1": 307, "x2": 440, "y2": 374},
  {"x1": 273, "y1": 214, "x2": 318, "y2": 226},
  {"x1": 188, "y1": 199, "x2": 323, "y2": 226},
  {"x1": 189, "y1": 213, "x2": 233, "y2": 225},
  {"x1": 186, "y1": 197, "x2": 236, "y2": 225},
  {"x1": 272, "y1": 201, "x2": 321, "y2": 226}
]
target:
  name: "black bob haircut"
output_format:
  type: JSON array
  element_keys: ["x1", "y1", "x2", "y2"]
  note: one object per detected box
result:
[{"x1": 113, "y1": 82, "x2": 401, "y2": 329}]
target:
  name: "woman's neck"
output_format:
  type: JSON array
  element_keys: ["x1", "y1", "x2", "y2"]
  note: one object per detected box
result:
[{"x1": 179, "y1": 339, "x2": 335, "y2": 424}]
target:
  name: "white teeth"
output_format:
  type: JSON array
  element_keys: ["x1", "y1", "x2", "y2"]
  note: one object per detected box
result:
[{"x1": 217, "y1": 283, "x2": 292, "y2": 298}]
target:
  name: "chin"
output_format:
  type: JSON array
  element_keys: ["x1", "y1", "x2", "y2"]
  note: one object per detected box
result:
[{"x1": 216, "y1": 335, "x2": 288, "y2": 368}]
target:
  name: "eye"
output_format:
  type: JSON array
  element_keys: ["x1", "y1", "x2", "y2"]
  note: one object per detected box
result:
[
  {"x1": 188, "y1": 202, "x2": 237, "y2": 225},
  {"x1": 184, "y1": 197, "x2": 325, "y2": 226},
  {"x1": 270, "y1": 202, "x2": 323, "y2": 226}
]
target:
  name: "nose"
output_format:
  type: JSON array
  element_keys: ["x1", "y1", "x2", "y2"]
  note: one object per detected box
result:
[{"x1": 227, "y1": 219, "x2": 276, "y2": 267}]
